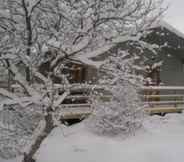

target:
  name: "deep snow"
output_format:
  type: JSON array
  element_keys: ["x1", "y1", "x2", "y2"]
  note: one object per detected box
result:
[
  {"x1": 37, "y1": 113, "x2": 184, "y2": 162},
  {"x1": 2, "y1": 113, "x2": 184, "y2": 162}
]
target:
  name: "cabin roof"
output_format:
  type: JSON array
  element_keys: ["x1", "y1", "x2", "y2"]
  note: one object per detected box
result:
[{"x1": 153, "y1": 20, "x2": 184, "y2": 40}]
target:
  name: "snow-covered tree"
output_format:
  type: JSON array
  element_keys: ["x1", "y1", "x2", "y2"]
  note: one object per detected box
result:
[
  {"x1": 88, "y1": 51, "x2": 144, "y2": 136},
  {"x1": 0, "y1": 0, "x2": 165, "y2": 161}
]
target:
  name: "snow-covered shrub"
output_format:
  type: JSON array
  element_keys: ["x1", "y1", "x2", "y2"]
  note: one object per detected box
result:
[
  {"x1": 90, "y1": 84, "x2": 144, "y2": 136},
  {"x1": 0, "y1": 103, "x2": 42, "y2": 159},
  {"x1": 88, "y1": 51, "x2": 145, "y2": 136}
]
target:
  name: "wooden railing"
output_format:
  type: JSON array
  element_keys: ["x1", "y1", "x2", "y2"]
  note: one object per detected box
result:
[
  {"x1": 60, "y1": 85, "x2": 184, "y2": 117},
  {"x1": 8, "y1": 84, "x2": 184, "y2": 118},
  {"x1": 142, "y1": 86, "x2": 184, "y2": 114},
  {"x1": 59, "y1": 86, "x2": 184, "y2": 118}
]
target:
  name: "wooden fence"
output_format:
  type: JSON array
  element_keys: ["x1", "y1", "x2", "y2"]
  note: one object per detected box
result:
[
  {"x1": 2, "y1": 84, "x2": 184, "y2": 119},
  {"x1": 59, "y1": 85, "x2": 184, "y2": 118},
  {"x1": 142, "y1": 86, "x2": 184, "y2": 115}
]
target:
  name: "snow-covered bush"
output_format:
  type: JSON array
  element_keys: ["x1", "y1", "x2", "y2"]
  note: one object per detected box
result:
[
  {"x1": 88, "y1": 52, "x2": 144, "y2": 136},
  {"x1": 0, "y1": 103, "x2": 42, "y2": 159},
  {"x1": 90, "y1": 84, "x2": 144, "y2": 136}
]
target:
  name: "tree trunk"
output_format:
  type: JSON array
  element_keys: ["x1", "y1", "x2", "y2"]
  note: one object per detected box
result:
[
  {"x1": 8, "y1": 70, "x2": 11, "y2": 91},
  {"x1": 22, "y1": 0, "x2": 33, "y2": 82},
  {"x1": 22, "y1": 110, "x2": 55, "y2": 162},
  {"x1": 25, "y1": 15, "x2": 32, "y2": 82},
  {"x1": 26, "y1": 67, "x2": 31, "y2": 83}
]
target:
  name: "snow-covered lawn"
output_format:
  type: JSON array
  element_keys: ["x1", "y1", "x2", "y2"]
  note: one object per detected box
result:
[
  {"x1": 37, "y1": 113, "x2": 184, "y2": 162},
  {"x1": 2, "y1": 113, "x2": 184, "y2": 162}
]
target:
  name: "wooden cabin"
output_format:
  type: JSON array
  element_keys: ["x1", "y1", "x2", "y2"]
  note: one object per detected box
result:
[
  {"x1": 143, "y1": 21, "x2": 184, "y2": 86},
  {"x1": 1, "y1": 21, "x2": 184, "y2": 117},
  {"x1": 38, "y1": 59, "x2": 98, "y2": 85}
]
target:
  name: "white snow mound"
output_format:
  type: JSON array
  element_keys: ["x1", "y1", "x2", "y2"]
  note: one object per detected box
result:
[{"x1": 35, "y1": 113, "x2": 184, "y2": 162}]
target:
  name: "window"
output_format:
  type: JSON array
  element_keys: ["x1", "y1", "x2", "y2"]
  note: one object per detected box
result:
[{"x1": 181, "y1": 59, "x2": 184, "y2": 72}]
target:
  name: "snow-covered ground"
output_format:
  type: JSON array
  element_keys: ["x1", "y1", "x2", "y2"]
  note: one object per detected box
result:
[
  {"x1": 37, "y1": 113, "x2": 184, "y2": 162},
  {"x1": 2, "y1": 113, "x2": 184, "y2": 162}
]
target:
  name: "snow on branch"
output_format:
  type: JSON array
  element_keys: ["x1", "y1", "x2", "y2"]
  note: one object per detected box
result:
[
  {"x1": 9, "y1": 64, "x2": 39, "y2": 97},
  {"x1": 0, "y1": 89, "x2": 40, "y2": 110},
  {"x1": 72, "y1": 34, "x2": 158, "y2": 68},
  {"x1": 53, "y1": 91, "x2": 70, "y2": 108}
]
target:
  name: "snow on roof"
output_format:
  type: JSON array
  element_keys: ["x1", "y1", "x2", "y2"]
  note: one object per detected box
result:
[{"x1": 154, "y1": 20, "x2": 184, "y2": 40}]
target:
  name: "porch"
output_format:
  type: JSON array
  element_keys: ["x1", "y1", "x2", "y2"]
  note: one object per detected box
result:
[
  {"x1": 55, "y1": 85, "x2": 184, "y2": 119},
  {"x1": 2, "y1": 83, "x2": 184, "y2": 119},
  {"x1": 143, "y1": 86, "x2": 184, "y2": 115}
]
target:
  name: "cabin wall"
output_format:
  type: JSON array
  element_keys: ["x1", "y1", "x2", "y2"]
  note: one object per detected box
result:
[
  {"x1": 84, "y1": 66, "x2": 98, "y2": 83},
  {"x1": 143, "y1": 26, "x2": 184, "y2": 86},
  {"x1": 158, "y1": 51, "x2": 184, "y2": 86}
]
